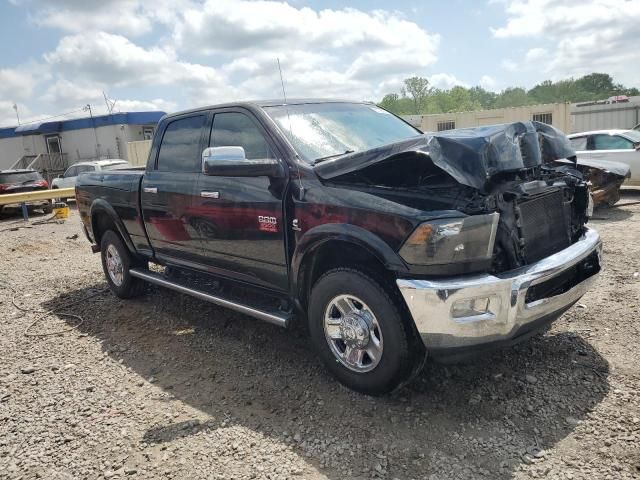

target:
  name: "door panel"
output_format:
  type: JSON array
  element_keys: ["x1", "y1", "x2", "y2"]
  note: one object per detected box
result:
[
  {"x1": 588, "y1": 134, "x2": 640, "y2": 183},
  {"x1": 191, "y1": 110, "x2": 289, "y2": 291},
  {"x1": 141, "y1": 171, "x2": 201, "y2": 261},
  {"x1": 192, "y1": 175, "x2": 288, "y2": 290},
  {"x1": 141, "y1": 114, "x2": 206, "y2": 262},
  {"x1": 617, "y1": 150, "x2": 640, "y2": 184}
]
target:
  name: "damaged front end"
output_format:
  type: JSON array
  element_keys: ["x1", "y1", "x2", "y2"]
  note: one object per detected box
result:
[
  {"x1": 313, "y1": 121, "x2": 602, "y2": 356},
  {"x1": 315, "y1": 121, "x2": 591, "y2": 275}
]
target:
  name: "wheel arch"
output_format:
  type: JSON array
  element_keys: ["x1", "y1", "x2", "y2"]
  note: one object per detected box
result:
[
  {"x1": 90, "y1": 199, "x2": 137, "y2": 254},
  {"x1": 292, "y1": 224, "x2": 408, "y2": 310}
]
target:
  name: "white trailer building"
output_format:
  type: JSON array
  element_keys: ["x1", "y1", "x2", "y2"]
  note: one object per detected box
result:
[{"x1": 0, "y1": 111, "x2": 165, "y2": 180}]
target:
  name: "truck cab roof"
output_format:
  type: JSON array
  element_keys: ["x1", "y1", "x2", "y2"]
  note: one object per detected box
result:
[{"x1": 162, "y1": 99, "x2": 370, "y2": 120}]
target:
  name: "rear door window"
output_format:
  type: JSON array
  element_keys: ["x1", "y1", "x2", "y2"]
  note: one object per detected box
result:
[
  {"x1": 65, "y1": 166, "x2": 78, "y2": 178},
  {"x1": 591, "y1": 134, "x2": 633, "y2": 150},
  {"x1": 210, "y1": 112, "x2": 275, "y2": 160},
  {"x1": 157, "y1": 115, "x2": 206, "y2": 172}
]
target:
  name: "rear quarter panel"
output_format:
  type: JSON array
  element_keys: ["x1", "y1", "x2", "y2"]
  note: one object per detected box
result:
[{"x1": 76, "y1": 171, "x2": 145, "y2": 249}]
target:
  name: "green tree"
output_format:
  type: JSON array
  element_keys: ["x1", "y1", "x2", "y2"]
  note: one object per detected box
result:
[
  {"x1": 494, "y1": 87, "x2": 531, "y2": 108},
  {"x1": 575, "y1": 73, "x2": 616, "y2": 96},
  {"x1": 468, "y1": 86, "x2": 498, "y2": 109},
  {"x1": 378, "y1": 72, "x2": 637, "y2": 115},
  {"x1": 379, "y1": 93, "x2": 400, "y2": 112},
  {"x1": 403, "y1": 76, "x2": 431, "y2": 114}
]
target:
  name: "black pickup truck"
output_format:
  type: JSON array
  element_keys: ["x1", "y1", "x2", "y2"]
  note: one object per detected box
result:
[{"x1": 76, "y1": 99, "x2": 602, "y2": 394}]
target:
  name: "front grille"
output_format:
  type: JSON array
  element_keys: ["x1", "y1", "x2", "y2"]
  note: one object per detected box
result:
[{"x1": 518, "y1": 190, "x2": 570, "y2": 264}]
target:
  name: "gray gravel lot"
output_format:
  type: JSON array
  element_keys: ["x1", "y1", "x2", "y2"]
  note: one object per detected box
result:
[{"x1": 1, "y1": 192, "x2": 639, "y2": 480}]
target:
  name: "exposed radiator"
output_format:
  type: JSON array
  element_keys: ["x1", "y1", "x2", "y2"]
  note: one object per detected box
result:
[{"x1": 518, "y1": 190, "x2": 570, "y2": 264}]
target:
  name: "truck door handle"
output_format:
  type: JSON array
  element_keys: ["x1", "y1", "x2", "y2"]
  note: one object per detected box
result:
[
  {"x1": 144, "y1": 187, "x2": 158, "y2": 194},
  {"x1": 200, "y1": 191, "x2": 220, "y2": 199}
]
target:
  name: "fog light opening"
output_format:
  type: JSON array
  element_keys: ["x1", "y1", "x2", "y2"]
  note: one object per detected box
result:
[{"x1": 452, "y1": 297, "x2": 492, "y2": 319}]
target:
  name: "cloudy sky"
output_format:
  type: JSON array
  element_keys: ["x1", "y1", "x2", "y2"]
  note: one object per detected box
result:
[{"x1": 1, "y1": 0, "x2": 639, "y2": 127}]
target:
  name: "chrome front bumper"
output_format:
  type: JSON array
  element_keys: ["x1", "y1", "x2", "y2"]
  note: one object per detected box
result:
[{"x1": 397, "y1": 228, "x2": 602, "y2": 352}]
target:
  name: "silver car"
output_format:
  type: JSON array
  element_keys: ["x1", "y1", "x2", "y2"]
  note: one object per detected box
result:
[
  {"x1": 52, "y1": 159, "x2": 129, "y2": 193},
  {"x1": 567, "y1": 130, "x2": 640, "y2": 186}
]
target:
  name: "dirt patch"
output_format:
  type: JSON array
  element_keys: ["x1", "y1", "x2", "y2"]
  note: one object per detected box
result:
[{"x1": 1, "y1": 197, "x2": 639, "y2": 480}]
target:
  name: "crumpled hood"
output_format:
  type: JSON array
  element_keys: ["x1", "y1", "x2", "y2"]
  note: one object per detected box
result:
[{"x1": 314, "y1": 121, "x2": 576, "y2": 191}]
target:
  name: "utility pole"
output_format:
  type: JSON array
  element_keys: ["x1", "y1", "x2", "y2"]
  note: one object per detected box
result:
[
  {"x1": 12, "y1": 103, "x2": 20, "y2": 125},
  {"x1": 83, "y1": 104, "x2": 101, "y2": 159}
]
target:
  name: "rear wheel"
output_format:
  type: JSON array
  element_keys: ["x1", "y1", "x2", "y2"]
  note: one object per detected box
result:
[
  {"x1": 100, "y1": 230, "x2": 146, "y2": 298},
  {"x1": 308, "y1": 268, "x2": 424, "y2": 395}
]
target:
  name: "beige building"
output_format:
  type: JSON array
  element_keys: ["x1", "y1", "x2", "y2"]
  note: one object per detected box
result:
[
  {"x1": 404, "y1": 96, "x2": 640, "y2": 134},
  {"x1": 406, "y1": 103, "x2": 572, "y2": 133}
]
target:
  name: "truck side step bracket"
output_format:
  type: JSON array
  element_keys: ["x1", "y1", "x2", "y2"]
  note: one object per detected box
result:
[{"x1": 129, "y1": 268, "x2": 291, "y2": 328}]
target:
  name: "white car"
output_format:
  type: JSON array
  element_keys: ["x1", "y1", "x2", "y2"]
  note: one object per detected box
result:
[
  {"x1": 567, "y1": 130, "x2": 640, "y2": 185},
  {"x1": 52, "y1": 159, "x2": 129, "y2": 191}
]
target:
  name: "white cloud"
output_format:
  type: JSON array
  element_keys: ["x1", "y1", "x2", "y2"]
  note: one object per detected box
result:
[
  {"x1": 428, "y1": 73, "x2": 468, "y2": 90},
  {"x1": 491, "y1": 0, "x2": 640, "y2": 86},
  {"x1": 41, "y1": 79, "x2": 103, "y2": 106},
  {"x1": 525, "y1": 47, "x2": 547, "y2": 62},
  {"x1": 0, "y1": 101, "x2": 42, "y2": 128},
  {"x1": 173, "y1": 0, "x2": 439, "y2": 97},
  {"x1": 5, "y1": 1, "x2": 442, "y2": 123},
  {"x1": 42, "y1": 0, "x2": 441, "y2": 103},
  {"x1": 479, "y1": 75, "x2": 497, "y2": 90},
  {"x1": 0, "y1": 68, "x2": 36, "y2": 100},
  {"x1": 44, "y1": 32, "x2": 236, "y2": 104},
  {"x1": 113, "y1": 98, "x2": 177, "y2": 113},
  {"x1": 0, "y1": 101, "x2": 20, "y2": 128},
  {"x1": 501, "y1": 59, "x2": 518, "y2": 72},
  {"x1": 17, "y1": 0, "x2": 192, "y2": 36}
]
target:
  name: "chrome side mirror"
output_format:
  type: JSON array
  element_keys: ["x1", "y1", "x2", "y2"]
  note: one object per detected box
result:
[
  {"x1": 201, "y1": 146, "x2": 283, "y2": 178},
  {"x1": 202, "y1": 146, "x2": 246, "y2": 167}
]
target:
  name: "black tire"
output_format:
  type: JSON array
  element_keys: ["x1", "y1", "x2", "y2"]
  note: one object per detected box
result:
[
  {"x1": 308, "y1": 268, "x2": 424, "y2": 395},
  {"x1": 42, "y1": 202, "x2": 53, "y2": 215},
  {"x1": 100, "y1": 230, "x2": 146, "y2": 299}
]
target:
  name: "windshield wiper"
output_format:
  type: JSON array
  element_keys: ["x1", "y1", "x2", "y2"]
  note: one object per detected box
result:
[{"x1": 313, "y1": 150, "x2": 355, "y2": 165}]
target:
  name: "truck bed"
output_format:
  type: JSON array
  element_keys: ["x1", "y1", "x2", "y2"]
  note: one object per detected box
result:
[{"x1": 76, "y1": 170, "x2": 149, "y2": 254}]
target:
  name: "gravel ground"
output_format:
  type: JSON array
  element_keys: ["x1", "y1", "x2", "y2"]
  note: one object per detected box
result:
[{"x1": 1, "y1": 192, "x2": 639, "y2": 480}]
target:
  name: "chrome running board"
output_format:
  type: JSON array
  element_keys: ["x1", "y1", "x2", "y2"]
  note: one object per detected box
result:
[{"x1": 129, "y1": 268, "x2": 290, "y2": 328}]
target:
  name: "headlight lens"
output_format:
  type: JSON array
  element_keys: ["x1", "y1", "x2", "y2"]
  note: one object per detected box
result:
[{"x1": 399, "y1": 213, "x2": 500, "y2": 266}]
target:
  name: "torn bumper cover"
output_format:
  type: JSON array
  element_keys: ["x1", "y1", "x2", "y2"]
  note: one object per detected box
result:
[
  {"x1": 397, "y1": 228, "x2": 601, "y2": 358},
  {"x1": 574, "y1": 158, "x2": 630, "y2": 207}
]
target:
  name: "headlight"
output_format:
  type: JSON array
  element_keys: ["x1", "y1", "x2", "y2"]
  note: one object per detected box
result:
[{"x1": 399, "y1": 213, "x2": 499, "y2": 266}]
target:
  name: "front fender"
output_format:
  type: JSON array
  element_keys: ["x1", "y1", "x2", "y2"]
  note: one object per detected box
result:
[
  {"x1": 291, "y1": 223, "x2": 408, "y2": 294},
  {"x1": 90, "y1": 198, "x2": 137, "y2": 254}
]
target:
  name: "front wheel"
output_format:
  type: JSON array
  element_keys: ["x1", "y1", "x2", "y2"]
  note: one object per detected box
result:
[
  {"x1": 100, "y1": 230, "x2": 146, "y2": 298},
  {"x1": 308, "y1": 268, "x2": 424, "y2": 395}
]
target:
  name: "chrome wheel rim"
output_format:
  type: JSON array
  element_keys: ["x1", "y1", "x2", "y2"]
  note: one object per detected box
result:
[
  {"x1": 105, "y1": 244, "x2": 124, "y2": 286},
  {"x1": 323, "y1": 294, "x2": 383, "y2": 373}
]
